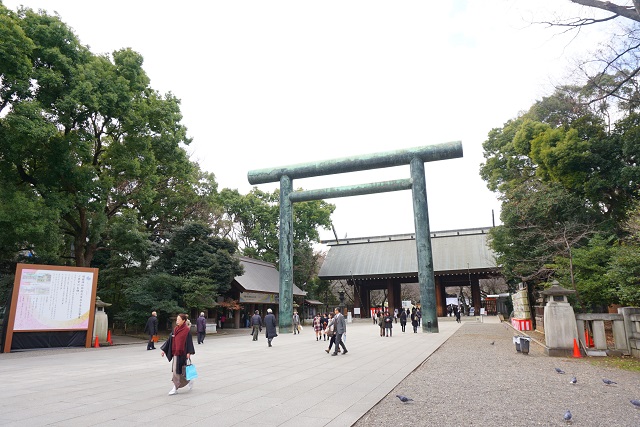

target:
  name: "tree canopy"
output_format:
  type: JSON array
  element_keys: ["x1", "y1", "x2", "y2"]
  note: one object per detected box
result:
[
  {"x1": 481, "y1": 83, "x2": 640, "y2": 308},
  {"x1": 0, "y1": 4, "x2": 339, "y2": 323},
  {"x1": 0, "y1": 5, "x2": 205, "y2": 268}
]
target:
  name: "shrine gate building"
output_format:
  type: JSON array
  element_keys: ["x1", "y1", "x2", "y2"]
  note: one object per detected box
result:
[{"x1": 318, "y1": 227, "x2": 500, "y2": 317}]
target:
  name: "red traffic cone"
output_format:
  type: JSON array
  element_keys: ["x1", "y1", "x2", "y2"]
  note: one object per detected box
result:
[
  {"x1": 94, "y1": 335, "x2": 100, "y2": 348},
  {"x1": 107, "y1": 330, "x2": 113, "y2": 345},
  {"x1": 573, "y1": 338, "x2": 581, "y2": 358}
]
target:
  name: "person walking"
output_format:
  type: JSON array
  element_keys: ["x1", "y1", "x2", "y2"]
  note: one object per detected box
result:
[
  {"x1": 144, "y1": 311, "x2": 158, "y2": 350},
  {"x1": 411, "y1": 308, "x2": 418, "y2": 333},
  {"x1": 384, "y1": 311, "x2": 393, "y2": 337},
  {"x1": 331, "y1": 307, "x2": 348, "y2": 356},
  {"x1": 250, "y1": 310, "x2": 262, "y2": 341},
  {"x1": 377, "y1": 312, "x2": 385, "y2": 337},
  {"x1": 196, "y1": 312, "x2": 206, "y2": 344},
  {"x1": 416, "y1": 308, "x2": 422, "y2": 326},
  {"x1": 321, "y1": 313, "x2": 329, "y2": 341},
  {"x1": 454, "y1": 305, "x2": 461, "y2": 323},
  {"x1": 400, "y1": 308, "x2": 407, "y2": 332},
  {"x1": 292, "y1": 311, "x2": 300, "y2": 334},
  {"x1": 160, "y1": 313, "x2": 195, "y2": 395},
  {"x1": 313, "y1": 314, "x2": 322, "y2": 341},
  {"x1": 323, "y1": 313, "x2": 340, "y2": 354},
  {"x1": 264, "y1": 308, "x2": 278, "y2": 347}
]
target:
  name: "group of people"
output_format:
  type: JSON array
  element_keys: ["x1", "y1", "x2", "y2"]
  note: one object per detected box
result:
[
  {"x1": 376, "y1": 311, "x2": 395, "y2": 337},
  {"x1": 373, "y1": 307, "x2": 422, "y2": 334},
  {"x1": 147, "y1": 306, "x2": 351, "y2": 396},
  {"x1": 305, "y1": 310, "x2": 349, "y2": 355},
  {"x1": 249, "y1": 308, "x2": 278, "y2": 346}
]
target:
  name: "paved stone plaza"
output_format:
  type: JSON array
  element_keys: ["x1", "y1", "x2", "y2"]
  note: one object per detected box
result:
[
  {"x1": 0, "y1": 319, "x2": 462, "y2": 426},
  {"x1": 4, "y1": 317, "x2": 639, "y2": 426}
]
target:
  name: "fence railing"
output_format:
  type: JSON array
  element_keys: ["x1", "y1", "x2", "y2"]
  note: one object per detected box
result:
[{"x1": 575, "y1": 307, "x2": 640, "y2": 357}]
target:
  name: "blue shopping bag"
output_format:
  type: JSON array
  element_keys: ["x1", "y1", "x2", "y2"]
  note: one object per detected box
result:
[{"x1": 185, "y1": 360, "x2": 198, "y2": 380}]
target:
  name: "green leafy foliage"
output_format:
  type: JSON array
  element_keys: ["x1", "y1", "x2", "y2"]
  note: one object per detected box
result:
[
  {"x1": 219, "y1": 187, "x2": 334, "y2": 287},
  {"x1": 155, "y1": 222, "x2": 243, "y2": 311},
  {"x1": 481, "y1": 84, "x2": 640, "y2": 309},
  {"x1": 0, "y1": 7, "x2": 197, "y2": 267}
]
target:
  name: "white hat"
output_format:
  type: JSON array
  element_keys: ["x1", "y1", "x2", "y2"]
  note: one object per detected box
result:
[{"x1": 267, "y1": 308, "x2": 273, "y2": 313}]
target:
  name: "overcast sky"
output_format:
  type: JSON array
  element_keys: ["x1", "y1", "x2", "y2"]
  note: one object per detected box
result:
[{"x1": 4, "y1": 0, "x2": 611, "y2": 241}]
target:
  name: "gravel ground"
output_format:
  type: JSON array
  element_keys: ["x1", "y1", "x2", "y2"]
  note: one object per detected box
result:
[{"x1": 354, "y1": 322, "x2": 640, "y2": 427}]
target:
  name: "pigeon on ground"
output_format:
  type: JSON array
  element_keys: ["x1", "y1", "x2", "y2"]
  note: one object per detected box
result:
[
  {"x1": 490, "y1": 341, "x2": 495, "y2": 345},
  {"x1": 570, "y1": 376, "x2": 577, "y2": 384},
  {"x1": 564, "y1": 410, "x2": 572, "y2": 422},
  {"x1": 396, "y1": 394, "x2": 413, "y2": 403},
  {"x1": 602, "y1": 379, "x2": 617, "y2": 385},
  {"x1": 555, "y1": 368, "x2": 565, "y2": 374},
  {"x1": 630, "y1": 399, "x2": 640, "y2": 408}
]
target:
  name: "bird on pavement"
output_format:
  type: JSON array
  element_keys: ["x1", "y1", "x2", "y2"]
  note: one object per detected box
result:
[
  {"x1": 630, "y1": 399, "x2": 640, "y2": 408},
  {"x1": 555, "y1": 368, "x2": 565, "y2": 374},
  {"x1": 570, "y1": 376, "x2": 577, "y2": 385},
  {"x1": 490, "y1": 341, "x2": 495, "y2": 345},
  {"x1": 396, "y1": 395, "x2": 413, "y2": 403},
  {"x1": 602, "y1": 378, "x2": 617, "y2": 385},
  {"x1": 564, "y1": 410, "x2": 572, "y2": 422}
]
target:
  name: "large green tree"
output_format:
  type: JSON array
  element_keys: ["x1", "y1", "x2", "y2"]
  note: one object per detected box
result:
[
  {"x1": 481, "y1": 85, "x2": 640, "y2": 308},
  {"x1": 0, "y1": 5, "x2": 198, "y2": 268}
]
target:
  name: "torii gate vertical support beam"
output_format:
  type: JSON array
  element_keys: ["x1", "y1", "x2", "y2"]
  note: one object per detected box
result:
[
  {"x1": 279, "y1": 175, "x2": 294, "y2": 333},
  {"x1": 411, "y1": 158, "x2": 438, "y2": 333}
]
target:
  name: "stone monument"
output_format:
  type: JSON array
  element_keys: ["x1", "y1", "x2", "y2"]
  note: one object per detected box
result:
[{"x1": 541, "y1": 282, "x2": 578, "y2": 356}]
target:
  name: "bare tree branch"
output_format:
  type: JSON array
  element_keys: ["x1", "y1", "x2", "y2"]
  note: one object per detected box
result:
[{"x1": 570, "y1": 0, "x2": 640, "y2": 22}]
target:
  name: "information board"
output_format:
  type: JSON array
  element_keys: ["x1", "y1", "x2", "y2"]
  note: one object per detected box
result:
[{"x1": 3, "y1": 264, "x2": 99, "y2": 352}]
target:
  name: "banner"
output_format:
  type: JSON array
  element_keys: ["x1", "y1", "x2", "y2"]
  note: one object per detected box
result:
[{"x1": 239, "y1": 292, "x2": 278, "y2": 304}]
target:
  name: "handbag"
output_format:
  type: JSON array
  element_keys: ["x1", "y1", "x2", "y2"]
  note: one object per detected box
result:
[
  {"x1": 152, "y1": 335, "x2": 159, "y2": 343},
  {"x1": 185, "y1": 359, "x2": 198, "y2": 380}
]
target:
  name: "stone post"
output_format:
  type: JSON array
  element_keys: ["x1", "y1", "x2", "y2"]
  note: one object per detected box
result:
[{"x1": 541, "y1": 282, "x2": 578, "y2": 357}]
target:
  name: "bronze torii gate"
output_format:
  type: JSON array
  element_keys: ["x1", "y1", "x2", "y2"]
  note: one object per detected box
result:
[{"x1": 247, "y1": 141, "x2": 463, "y2": 333}]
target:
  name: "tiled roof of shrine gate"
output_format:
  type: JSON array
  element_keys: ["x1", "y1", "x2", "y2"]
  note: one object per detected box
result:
[
  {"x1": 318, "y1": 227, "x2": 499, "y2": 280},
  {"x1": 235, "y1": 256, "x2": 306, "y2": 296}
]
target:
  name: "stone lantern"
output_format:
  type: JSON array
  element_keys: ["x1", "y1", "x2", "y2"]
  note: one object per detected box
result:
[
  {"x1": 93, "y1": 297, "x2": 112, "y2": 344},
  {"x1": 541, "y1": 282, "x2": 578, "y2": 356}
]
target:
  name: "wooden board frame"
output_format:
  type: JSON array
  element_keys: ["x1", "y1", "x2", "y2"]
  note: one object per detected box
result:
[{"x1": 3, "y1": 263, "x2": 99, "y2": 353}]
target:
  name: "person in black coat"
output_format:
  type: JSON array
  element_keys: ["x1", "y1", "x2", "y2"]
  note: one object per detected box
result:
[
  {"x1": 144, "y1": 311, "x2": 158, "y2": 350},
  {"x1": 160, "y1": 313, "x2": 195, "y2": 395},
  {"x1": 399, "y1": 309, "x2": 407, "y2": 332},
  {"x1": 264, "y1": 308, "x2": 278, "y2": 347},
  {"x1": 411, "y1": 308, "x2": 418, "y2": 333},
  {"x1": 196, "y1": 312, "x2": 207, "y2": 344}
]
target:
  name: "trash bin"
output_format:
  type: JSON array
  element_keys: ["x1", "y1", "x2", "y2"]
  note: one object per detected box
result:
[
  {"x1": 513, "y1": 336, "x2": 521, "y2": 352},
  {"x1": 520, "y1": 337, "x2": 531, "y2": 354}
]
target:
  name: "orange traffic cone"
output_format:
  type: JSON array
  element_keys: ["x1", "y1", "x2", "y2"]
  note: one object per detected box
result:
[
  {"x1": 107, "y1": 330, "x2": 113, "y2": 345},
  {"x1": 573, "y1": 338, "x2": 581, "y2": 358},
  {"x1": 94, "y1": 335, "x2": 100, "y2": 348},
  {"x1": 584, "y1": 330, "x2": 590, "y2": 348}
]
